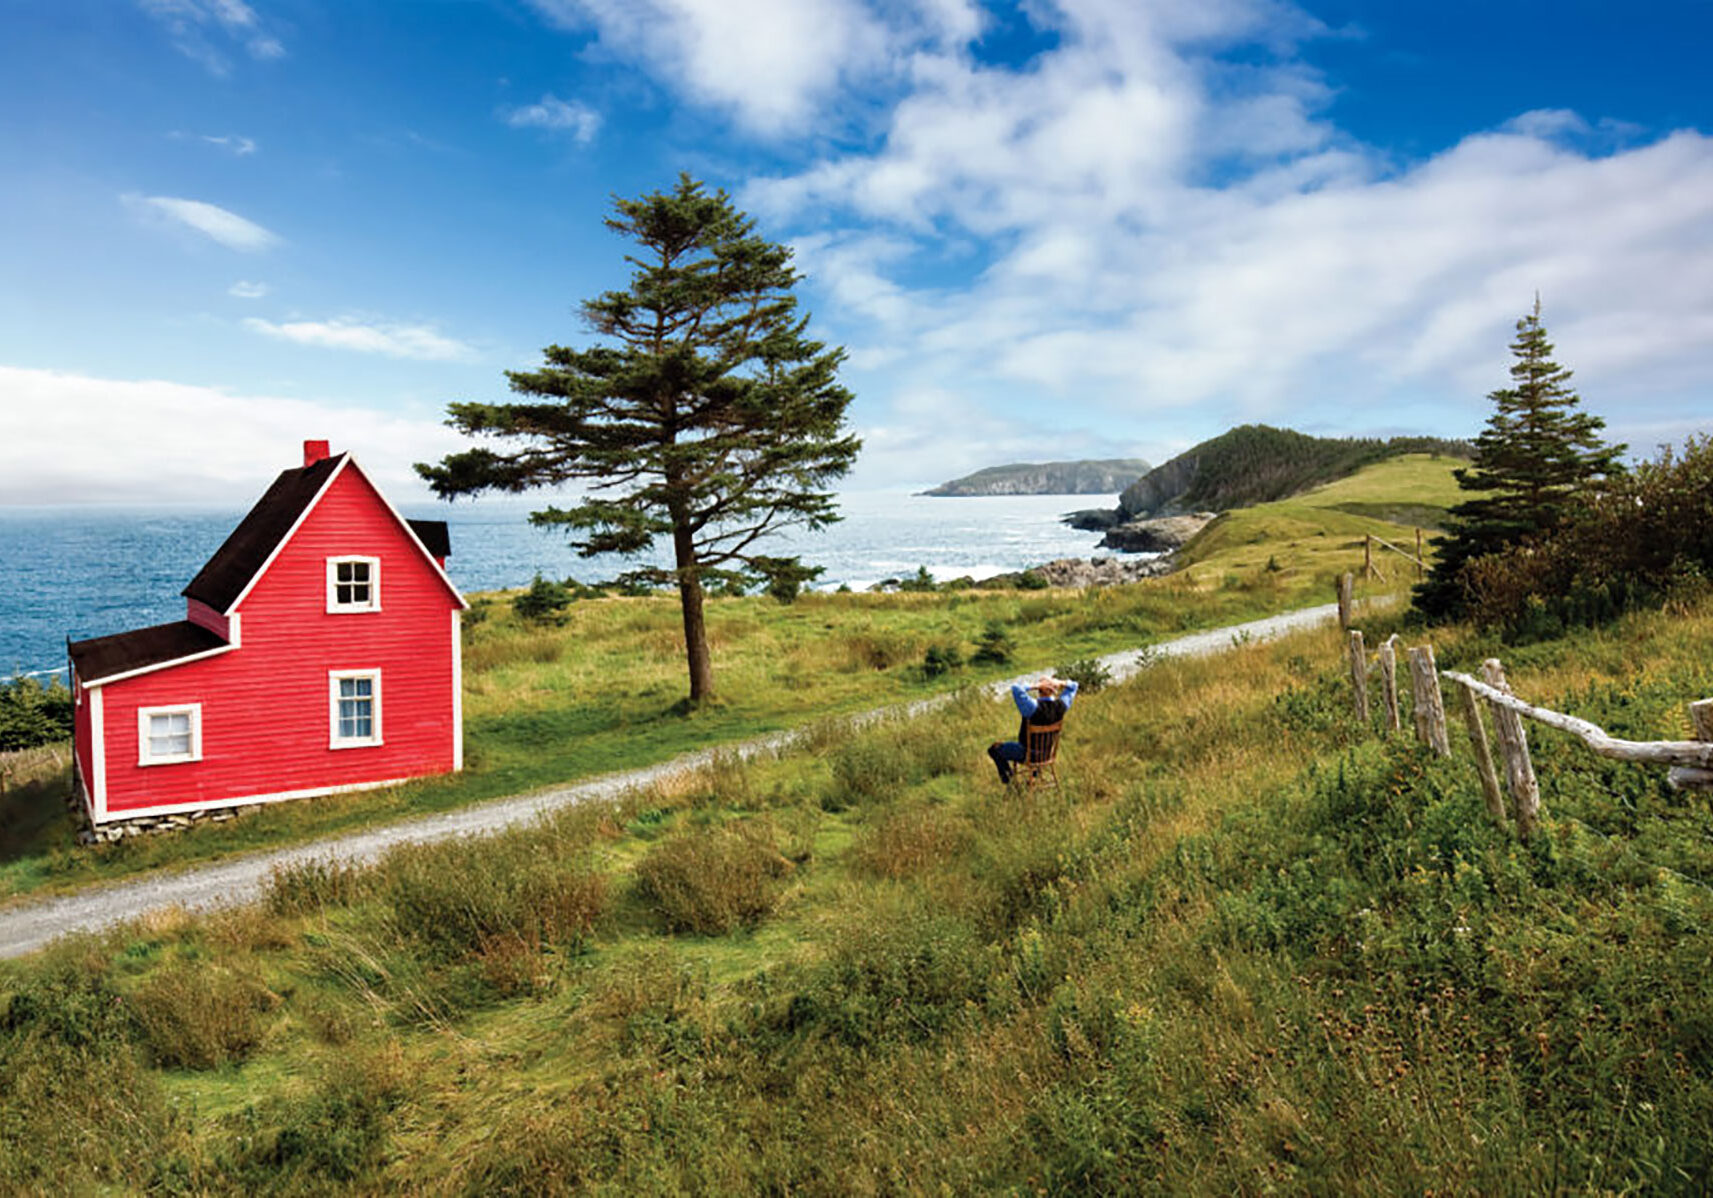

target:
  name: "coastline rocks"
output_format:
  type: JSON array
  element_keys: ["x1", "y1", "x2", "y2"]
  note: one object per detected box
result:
[
  {"x1": 1098, "y1": 512, "x2": 1217, "y2": 553},
  {"x1": 1026, "y1": 556, "x2": 1175, "y2": 588},
  {"x1": 1061, "y1": 507, "x2": 1123, "y2": 532}
]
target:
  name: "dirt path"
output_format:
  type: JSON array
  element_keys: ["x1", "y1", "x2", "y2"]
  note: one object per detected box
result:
[{"x1": 0, "y1": 601, "x2": 1343, "y2": 959}]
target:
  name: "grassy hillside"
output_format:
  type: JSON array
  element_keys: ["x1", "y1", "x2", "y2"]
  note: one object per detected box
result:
[
  {"x1": 1120, "y1": 425, "x2": 1470, "y2": 518},
  {"x1": 0, "y1": 523, "x2": 1390, "y2": 903},
  {"x1": 0, "y1": 455, "x2": 1466, "y2": 904},
  {"x1": 1175, "y1": 453, "x2": 1468, "y2": 581},
  {"x1": 3, "y1": 577, "x2": 1709, "y2": 1191}
]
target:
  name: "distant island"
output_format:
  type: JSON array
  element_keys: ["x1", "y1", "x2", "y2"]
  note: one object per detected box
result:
[{"x1": 921, "y1": 458, "x2": 1151, "y2": 497}]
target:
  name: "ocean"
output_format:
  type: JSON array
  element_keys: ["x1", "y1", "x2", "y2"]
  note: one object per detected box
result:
[{"x1": 0, "y1": 491, "x2": 1122, "y2": 681}]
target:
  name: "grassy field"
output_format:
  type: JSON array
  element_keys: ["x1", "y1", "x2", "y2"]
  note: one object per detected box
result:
[
  {"x1": 0, "y1": 457, "x2": 1457, "y2": 903},
  {"x1": 2, "y1": 570, "x2": 1709, "y2": 1191},
  {"x1": 1175, "y1": 453, "x2": 1467, "y2": 583}
]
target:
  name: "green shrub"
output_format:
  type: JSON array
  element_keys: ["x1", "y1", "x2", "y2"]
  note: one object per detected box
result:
[
  {"x1": 0, "y1": 675, "x2": 73, "y2": 751},
  {"x1": 971, "y1": 621, "x2": 1015, "y2": 666},
  {"x1": 1461, "y1": 435, "x2": 1713, "y2": 636},
  {"x1": 1017, "y1": 569, "x2": 1049, "y2": 590},
  {"x1": 1056, "y1": 657, "x2": 1114, "y2": 693},
  {"x1": 512, "y1": 574, "x2": 573, "y2": 624},
  {"x1": 898, "y1": 565, "x2": 938, "y2": 593},
  {"x1": 922, "y1": 642, "x2": 964, "y2": 677},
  {"x1": 634, "y1": 821, "x2": 793, "y2": 935}
]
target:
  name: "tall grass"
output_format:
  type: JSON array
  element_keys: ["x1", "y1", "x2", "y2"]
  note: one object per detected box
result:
[{"x1": 13, "y1": 482, "x2": 1700, "y2": 1190}]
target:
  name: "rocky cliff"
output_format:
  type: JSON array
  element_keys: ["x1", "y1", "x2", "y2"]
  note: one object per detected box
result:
[{"x1": 922, "y1": 458, "x2": 1151, "y2": 497}]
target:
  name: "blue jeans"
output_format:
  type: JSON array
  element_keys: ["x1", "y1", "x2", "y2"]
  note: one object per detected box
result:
[{"x1": 987, "y1": 740, "x2": 1025, "y2": 783}]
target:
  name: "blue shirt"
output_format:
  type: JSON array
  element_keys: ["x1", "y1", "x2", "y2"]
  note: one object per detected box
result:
[{"x1": 1011, "y1": 681, "x2": 1078, "y2": 718}]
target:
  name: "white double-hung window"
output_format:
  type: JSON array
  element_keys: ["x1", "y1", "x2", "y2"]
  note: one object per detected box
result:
[
  {"x1": 329, "y1": 670, "x2": 382, "y2": 748},
  {"x1": 327, "y1": 556, "x2": 380, "y2": 613},
  {"x1": 138, "y1": 704, "x2": 202, "y2": 765}
]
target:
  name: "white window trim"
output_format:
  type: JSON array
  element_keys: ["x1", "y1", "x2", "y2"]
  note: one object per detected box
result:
[
  {"x1": 326, "y1": 556, "x2": 382, "y2": 614},
  {"x1": 137, "y1": 703, "x2": 203, "y2": 767},
  {"x1": 329, "y1": 669, "x2": 383, "y2": 749}
]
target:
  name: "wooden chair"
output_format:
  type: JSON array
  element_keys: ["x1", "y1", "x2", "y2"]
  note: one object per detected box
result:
[{"x1": 1019, "y1": 719, "x2": 1063, "y2": 791}]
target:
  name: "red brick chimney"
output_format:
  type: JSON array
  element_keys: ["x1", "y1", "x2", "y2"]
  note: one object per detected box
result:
[{"x1": 303, "y1": 439, "x2": 332, "y2": 467}]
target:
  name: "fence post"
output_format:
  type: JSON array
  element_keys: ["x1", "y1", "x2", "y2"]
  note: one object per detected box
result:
[
  {"x1": 1482, "y1": 659, "x2": 1540, "y2": 841},
  {"x1": 1457, "y1": 681, "x2": 1507, "y2": 826},
  {"x1": 1407, "y1": 645, "x2": 1451, "y2": 757},
  {"x1": 1364, "y1": 535, "x2": 1374, "y2": 579},
  {"x1": 1415, "y1": 528, "x2": 1424, "y2": 579},
  {"x1": 1669, "y1": 699, "x2": 1713, "y2": 790},
  {"x1": 1378, "y1": 637, "x2": 1401, "y2": 735},
  {"x1": 1337, "y1": 573, "x2": 1354, "y2": 630},
  {"x1": 1349, "y1": 630, "x2": 1369, "y2": 724}
]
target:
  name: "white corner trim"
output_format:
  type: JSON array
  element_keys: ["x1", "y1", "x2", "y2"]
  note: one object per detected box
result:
[
  {"x1": 326, "y1": 555, "x2": 383, "y2": 614},
  {"x1": 92, "y1": 774, "x2": 424, "y2": 825},
  {"x1": 329, "y1": 668, "x2": 383, "y2": 750},
  {"x1": 451, "y1": 609, "x2": 463, "y2": 772},
  {"x1": 90, "y1": 686, "x2": 107, "y2": 822},
  {"x1": 137, "y1": 703, "x2": 204, "y2": 767},
  {"x1": 223, "y1": 455, "x2": 350, "y2": 615}
]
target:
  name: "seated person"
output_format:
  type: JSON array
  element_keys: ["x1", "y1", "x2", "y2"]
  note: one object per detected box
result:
[{"x1": 987, "y1": 675, "x2": 1078, "y2": 784}]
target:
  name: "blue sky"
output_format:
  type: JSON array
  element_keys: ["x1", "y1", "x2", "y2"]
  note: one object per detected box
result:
[{"x1": 3, "y1": 0, "x2": 1711, "y2": 504}]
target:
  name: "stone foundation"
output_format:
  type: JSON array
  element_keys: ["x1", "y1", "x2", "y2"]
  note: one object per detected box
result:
[{"x1": 64, "y1": 776, "x2": 261, "y2": 845}]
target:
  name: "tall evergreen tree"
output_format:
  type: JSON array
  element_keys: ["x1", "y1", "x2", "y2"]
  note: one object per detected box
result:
[
  {"x1": 418, "y1": 176, "x2": 860, "y2": 703},
  {"x1": 1414, "y1": 298, "x2": 1624, "y2": 619}
]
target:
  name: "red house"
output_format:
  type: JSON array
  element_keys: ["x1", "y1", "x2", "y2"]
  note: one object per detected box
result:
[{"x1": 67, "y1": 441, "x2": 467, "y2": 831}]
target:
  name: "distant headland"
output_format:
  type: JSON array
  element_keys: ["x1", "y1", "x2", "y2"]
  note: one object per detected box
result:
[{"x1": 921, "y1": 459, "x2": 1151, "y2": 497}]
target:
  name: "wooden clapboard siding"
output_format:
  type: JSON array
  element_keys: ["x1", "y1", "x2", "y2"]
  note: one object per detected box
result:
[{"x1": 96, "y1": 462, "x2": 460, "y2": 818}]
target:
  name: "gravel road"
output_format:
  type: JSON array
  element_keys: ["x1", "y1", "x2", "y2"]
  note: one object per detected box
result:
[{"x1": 0, "y1": 601, "x2": 1342, "y2": 959}]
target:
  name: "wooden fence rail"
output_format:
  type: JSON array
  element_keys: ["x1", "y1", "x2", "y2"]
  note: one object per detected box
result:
[
  {"x1": 1344, "y1": 632, "x2": 1713, "y2": 840},
  {"x1": 1363, "y1": 531, "x2": 1427, "y2": 580},
  {"x1": 1440, "y1": 673, "x2": 1713, "y2": 770}
]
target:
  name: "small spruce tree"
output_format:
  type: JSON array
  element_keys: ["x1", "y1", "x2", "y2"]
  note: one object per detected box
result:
[{"x1": 1414, "y1": 299, "x2": 1624, "y2": 620}]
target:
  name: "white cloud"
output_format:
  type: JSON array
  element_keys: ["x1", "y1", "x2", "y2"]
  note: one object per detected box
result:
[
  {"x1": 526, "y1": 0, "x2": 907, "y2": 135},
  {"x1": 228, "y1": 280, "x2": 269, "y2": 298},
  {"x1": 138, "y1": 0, "x2": 287, "y2": 74},
  {"x1": 501, "y1": 95, "x2": 602, "y2": 144},
  {"x1": 727, "y1": 1, "x2": 1713, "y2": 482},
  {"x1": 123, "y1": 193, "x2": 281, "y2": 251},
  {"x1": 243, "y1": 316, "x2": 479, "y2": 362},
  {"x1": 0, "y1": 366, "x2": 462, "y2": 505},
  {"x1": 202, "y1": 133, "x2": 257, "y2": 155}
]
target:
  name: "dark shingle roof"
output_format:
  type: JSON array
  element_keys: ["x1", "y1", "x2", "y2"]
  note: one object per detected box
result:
[
  {"x1": 407, "y1": 519, "x2": 451, "y2": 560},
  {"x1": 68, "y1": 621, "x2": 230, "y2": 685},
  {"x1": 182, "y1": 454, "x2": 346, "y2": 611}
]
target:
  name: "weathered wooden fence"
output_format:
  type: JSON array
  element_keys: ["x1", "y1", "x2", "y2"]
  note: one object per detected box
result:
[{"x1": 1342, "y1": 630, "x2": 1713, "y2": 840}]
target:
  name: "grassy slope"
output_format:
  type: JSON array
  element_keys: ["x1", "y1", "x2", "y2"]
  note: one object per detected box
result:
[
  {"x1": 0, "y1": 457, "x2": 1459, "y2": 903},
  {"x1": 4, "y1": 451, "x2": 1709, "y2": 1191},
  {"x1": 3, "y1": 581, "x2": 1709, "y2": 1192},
  {"x1": 1175, "y1": 453, "x2": 1468, "y2": 581}
]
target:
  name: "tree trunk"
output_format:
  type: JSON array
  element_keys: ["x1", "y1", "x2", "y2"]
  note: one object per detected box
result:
[{"x1": 672, "y1": 519, "x2": 715, "y2": 703}]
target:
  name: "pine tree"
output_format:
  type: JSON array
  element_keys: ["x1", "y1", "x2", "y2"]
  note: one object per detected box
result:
[
  {"x1": 1414, "y1": 298, "x2": 1624, "y2": 619},
  {"x1": 418, "y1": 176, "x2": 860, "y2": 703}
]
